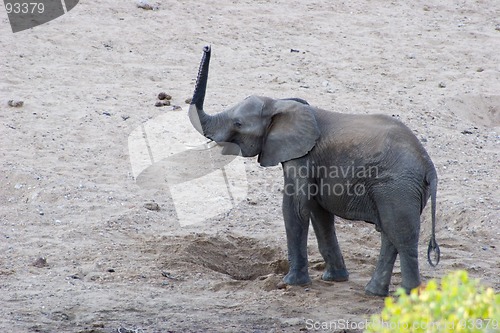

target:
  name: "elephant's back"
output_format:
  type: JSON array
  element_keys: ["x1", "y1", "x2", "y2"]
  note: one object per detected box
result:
[{"x1": 314, "y1": 110, "x2": 432, "y2": 167}]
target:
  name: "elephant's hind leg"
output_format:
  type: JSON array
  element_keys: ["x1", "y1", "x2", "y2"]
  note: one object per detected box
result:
[
  {"x1": 310, "y1": 202, "x2": 349, "y2": 282},
  {"x1": 365, "y1": 232, "x2": 397, "y2": 296}
]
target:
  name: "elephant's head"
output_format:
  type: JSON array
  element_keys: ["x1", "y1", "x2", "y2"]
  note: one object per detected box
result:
[{"x1": 188, "y1": 46, "x2": 320, "y2": 167}]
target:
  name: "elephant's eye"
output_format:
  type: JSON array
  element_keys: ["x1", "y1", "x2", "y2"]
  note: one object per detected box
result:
[{"x1": 234, "y1": 121, "x2": 242, "y2": 128}]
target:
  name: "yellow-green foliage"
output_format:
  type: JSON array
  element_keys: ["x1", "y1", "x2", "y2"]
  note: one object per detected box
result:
[{"x1": 366, "y1": 270, "x2": 500, "y2": 333}]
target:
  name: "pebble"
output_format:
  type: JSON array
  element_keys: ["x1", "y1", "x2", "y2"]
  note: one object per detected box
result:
[
  {"x1": 438, "y1": 82, "x2": 446, "y2": 88},
  {"x1": 158, "y1": 92, "x2": 172, "y2": 100},
  {"x1": 33, "y1": 257, "x2": 48, "y2": 268},
  {"x1": 144, "y1": 202, "x2": 160, "y2": 211},
  {"x1": 136, "y1": 0, "x2": 158, "y2": 10},
  {"x1": 155, "y1": 100, "x2": 170, "y2": 107},
  {"x1": 277, "y1": 281, "x2": 287, "y2": 289},
  {"x1": 8, "y1": 100, "x2": 24, "y2": 107}
]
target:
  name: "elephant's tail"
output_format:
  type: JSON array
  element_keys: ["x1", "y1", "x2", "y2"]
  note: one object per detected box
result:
[{"x1": 426, "y1": 171, "x2": 440, "y2": 267}]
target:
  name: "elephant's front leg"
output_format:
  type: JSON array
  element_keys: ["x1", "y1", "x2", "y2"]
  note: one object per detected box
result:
[
  {"x1": 282, "y1": 184, "x2": 312, "y2": 286},
  {"x1": 310, "y1": 202, "x2": 349, "y2": 282}
]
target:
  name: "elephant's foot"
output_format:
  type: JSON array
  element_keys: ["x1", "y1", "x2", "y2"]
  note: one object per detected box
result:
[
  {"x1": 322, "y1": 268, "x2": 349, "y2": 282},
  {"x1": 401, "y1": 281, "x2": 421, "y2": 295},
  {"x1": 283, "y1": 270, "x2": 312, "y2": 286},
  {"x1": 365, "y1": 279, "x2": 389, "y2": 297}
]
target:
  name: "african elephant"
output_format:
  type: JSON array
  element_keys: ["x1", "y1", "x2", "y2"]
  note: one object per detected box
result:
[{"x1": 187, "y1": 46, "x2": 440, "y2": 296}]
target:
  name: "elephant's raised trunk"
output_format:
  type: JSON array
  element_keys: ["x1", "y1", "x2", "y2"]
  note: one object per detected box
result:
[{"x1": 188, "y1": 45, "x2": 212, "y2": 135}]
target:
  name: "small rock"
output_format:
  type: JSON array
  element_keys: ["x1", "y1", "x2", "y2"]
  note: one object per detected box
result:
[
  {"x1": 461, "y1": 129, "x2": 473, "y2": 135},
  {"x1": 155, "y1": 100, "x2": 170, "y2": 107},
  {"x1": 158, "y1": 92, "x2": 172, "y2": 100},
  {"x1": 102, "y1": 112, "x2": 111, "y2": 116},
  {"x1": 185, "y1": 97, "x2": 192, "y2": 104},
  {"x1": 33, "y1": 257, "x2": 48, "y2": 268},
  {"x1": 476, "y1": 67, "x2": 484, "y2": 72},
  {"x1": 290, "y1": 49, "x2": 300, "y2": 53},
  {"x1": 121, "y1": 115, "x2": 130, "y2": 121},
  {"x1": 136, "y1": 0, "x2": 158, "y2": 10},
  {"x1": 277, "y1": 281, "x2": 287, "y2": 289},
  {"x1": 438, "y1": 82, "x2": 446, "y2": 88},
  {"x1": 172, "y1": 105, "x2": 182, "y2": 111},
  {"x1": 246, "y1": 198, "x2": 257, "y2": 205},
  {"x1": 8, "y1": 100, "x2": 24, "y2": 107},
  {"x1": 144, "y1": 202, "x2": 160, "y2": 211}
]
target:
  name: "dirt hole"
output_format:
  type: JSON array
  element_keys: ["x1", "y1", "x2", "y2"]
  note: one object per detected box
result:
[{"x1": 159, "y1": 233, "x2": 289, "y2": 280}]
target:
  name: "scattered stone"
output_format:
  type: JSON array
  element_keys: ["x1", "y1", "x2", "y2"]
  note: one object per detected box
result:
[
  {"x1": 158, "y1": 92, "x2": 172, "y2": 100},
  {"x1": 476, "y1": 67, "x2": 484, "y2": 72},
  {"x1": 185, "y1": 97, "x2": 192, "y2": 104},
  {"x1": 277, "y1": 281, "x2": 287, "y2": 289},
  {"x1": 461, "y1": 129, "x2": 474, "y2": 135},
  {"x1": 161, "y1": 271, "x2": 181, "y2": 280},
  {"x1": 121, "y1": 115, "x2": 130, "y2": 121},
  {"x1": 246, "y1": 198, "x2": 257, "y2": 205},
  {"x1": 7, "y1": 100, "x2": 24, "y2": 107},
  {"x1": 33, "y1": 257, "x2": 48, "y2": 268},
  {"x1": 172, "y1": 105, "x2": 182, "y2": 111},
  {"x1": 438, "y1": 82, "x2": 446, "y2": 88},
  {"x1": 136, "y1": 0, "x2": 158, "y2": 10},
  {"x1": 144, "y1": 202, "x2": 160, "y2": 211},
  {"x1": 290, "y1": 49, "x2": 300, "y2": 53},
  {"x1": 155, "y1": 100, "x2": 170, "y2": 107},
  {"x1": 102, "y1": 111, "x2": 111, "y2": 116}
]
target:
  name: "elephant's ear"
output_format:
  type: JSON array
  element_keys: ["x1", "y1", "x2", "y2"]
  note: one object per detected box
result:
[{"x1": 258, "y1": 99, "x2": 320, "y2": 167}]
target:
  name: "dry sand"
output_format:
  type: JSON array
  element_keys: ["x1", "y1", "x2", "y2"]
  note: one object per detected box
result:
[{"x1": 1, "y1": 1, "x2": 499, "y2": 332}]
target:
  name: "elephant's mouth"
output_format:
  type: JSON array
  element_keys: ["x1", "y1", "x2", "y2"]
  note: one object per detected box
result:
[
  {"x1": 186, "y1": 139, "x2": 218, "y2": 150},
  {"x1": 187, "y1": 139, "x2": 241, "y2": 156}
]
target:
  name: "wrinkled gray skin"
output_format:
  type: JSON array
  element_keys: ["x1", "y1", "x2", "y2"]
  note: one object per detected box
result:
[{"x1": 188, "y1": 46, "x2": 440, "y2": 296}]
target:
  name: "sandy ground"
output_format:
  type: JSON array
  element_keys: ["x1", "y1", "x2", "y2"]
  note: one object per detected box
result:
[{"x1": 1, "y1": 0, "x2": 499, "y2": 332}]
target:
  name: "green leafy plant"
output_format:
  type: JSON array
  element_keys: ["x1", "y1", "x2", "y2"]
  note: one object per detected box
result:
[{"x1": 366, "y1": 270, "x2": 500, "y2": 333}]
